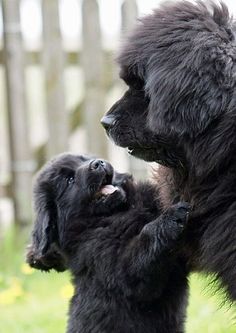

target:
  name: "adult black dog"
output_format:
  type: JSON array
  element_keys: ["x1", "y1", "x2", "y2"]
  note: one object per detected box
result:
[
  {"x1": 101, "y1": 1, "x2": 236, "y2": 301},
  {"x1": 27, "y1": 153, "x2": 189, "y2": 333}
]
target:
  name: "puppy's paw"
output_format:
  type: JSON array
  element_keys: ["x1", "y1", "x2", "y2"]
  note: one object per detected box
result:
[
  {"x1": 170, "y1": 201, "x2": 190, "y2": 224},
  {"x1": 165, "y1": 201, "x2": 191, "y2": 230},
  {"x1": 141, "y1": 203, "x2": 190, "y2": 252}
]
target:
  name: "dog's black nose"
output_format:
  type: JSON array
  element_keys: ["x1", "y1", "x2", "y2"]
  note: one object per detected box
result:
[
  {"x1": 90, "y1": 159, "x2": 106, "y2": 170},
  {"x1": 101, "y1": 115, "x2": 116, "y2": 131}
]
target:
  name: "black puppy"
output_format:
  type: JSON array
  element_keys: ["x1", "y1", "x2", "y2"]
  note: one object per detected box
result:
[
  {"x1": 101, "y1": 0, "x2": 236, "y2": 302},
  {"x1": 27, "y1": 153, "x2": 189, "y2": 333}
]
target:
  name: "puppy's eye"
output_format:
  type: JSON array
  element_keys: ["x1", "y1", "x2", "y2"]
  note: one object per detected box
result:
[
  {"x1": 67, "y1": 176, "x2": 75, "y2": 185},
  {"x1": 60, "y1": 167, "x2": 75, "y2": 185}
]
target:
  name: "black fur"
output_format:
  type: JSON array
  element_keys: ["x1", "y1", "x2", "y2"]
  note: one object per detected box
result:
[
  {"x1": 102, "y1": 1, "x2": 236, "y2": 301},
  {"x1": 27, "y1": 153, "x2": 189, "y2": 333}
]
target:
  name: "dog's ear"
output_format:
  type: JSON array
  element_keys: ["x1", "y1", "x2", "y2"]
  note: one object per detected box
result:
[
  {"x1": 146, "y1": 59, "x2": 230, "y2": 140},
  {"x1": 26, "y1": 201, "x2": 67, "y2": 272},
  {"x1": 145, "y1": 1, "x2": 235, "y2": 140}
]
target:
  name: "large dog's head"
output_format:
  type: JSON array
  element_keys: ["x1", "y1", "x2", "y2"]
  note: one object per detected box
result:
[
  {"x1": 102, "y1": 1, "x2": 236, "y2": 175},
  {"x1": 26, "y1": 153, "x2": 134, "y2": 272}
]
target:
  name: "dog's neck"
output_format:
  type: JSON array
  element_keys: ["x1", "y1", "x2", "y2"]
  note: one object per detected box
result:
[
  {"x1": 174, "y1": 151, "x2": 236, "y2": 215},
  {"x1": 157, "y1": 143, "x2": 236, "y2": 215}
]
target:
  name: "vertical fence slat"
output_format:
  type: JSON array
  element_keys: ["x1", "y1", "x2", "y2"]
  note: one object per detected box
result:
[
  {"x1": 82, "y1": 0, "x2": 108, "y2": 158},
  {"x1": 121, "y1": 0, "x2": 147, "y2": 179},
  {"x1": 122, "y1": 0, "x2": 138, "y2": 32},
  {"x1": 42, "y1": 0, "x2": 68, "y2": 159},
  {"x1": 2, "y1": 0, "x2": 33, "y2": 227}
]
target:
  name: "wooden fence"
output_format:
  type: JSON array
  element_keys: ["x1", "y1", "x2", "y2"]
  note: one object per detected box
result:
[{"x1": 0, "y1": 0, "x2": 148, "y2": 229}]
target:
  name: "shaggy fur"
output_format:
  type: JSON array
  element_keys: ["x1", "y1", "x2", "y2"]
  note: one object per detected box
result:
[
  {"x1": 101, "y1": 1, "x2": 236, "y2": 301},
  {"x1": 27, "y1": 153, "x2": 189, "y2": 333}
]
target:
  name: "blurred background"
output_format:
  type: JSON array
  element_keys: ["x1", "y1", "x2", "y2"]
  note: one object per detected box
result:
[{"x1": 0, "y1": 0, "x2": 236, "y2": 332}]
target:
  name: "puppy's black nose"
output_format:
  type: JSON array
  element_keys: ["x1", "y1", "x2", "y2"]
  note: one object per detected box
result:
[
  {"x1": 101, "y1": 115, "x2": 116, "y2": 131},
  {"x1": 90, "y1": 159, "x2": 106, "y2": 170}
]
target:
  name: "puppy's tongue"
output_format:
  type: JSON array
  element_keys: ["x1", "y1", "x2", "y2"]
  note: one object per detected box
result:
[{"x1": 100, "y1": 185, "x2": 118, "y2": 195}]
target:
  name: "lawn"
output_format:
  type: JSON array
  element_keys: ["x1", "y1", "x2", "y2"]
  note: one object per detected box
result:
[{"x1": 0, "y1": 230, "x2": 236, "y2": 333}]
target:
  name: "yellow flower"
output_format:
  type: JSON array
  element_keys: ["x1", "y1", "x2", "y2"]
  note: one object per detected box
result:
[
  {"x1": 10, "y1": 278, "x2": 24, "y2": 296},
  {"x1": 21, "y1": 263, "x2": 35, "y2": 275},
  {"x1": 0, "y1": 289, "x2": 16, "y2": 305},
  {"x1": 60, "y1": 283, "x2": 74, "y2": 299},
  {"x1": 0, "y1": 277, "x2": 24, "y2": 305}
]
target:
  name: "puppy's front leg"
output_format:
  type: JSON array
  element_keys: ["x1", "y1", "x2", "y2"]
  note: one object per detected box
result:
[
  {"x1": 121, "y1": 202, "x2": 190, "y2": 294},
  {"x1": 140, "y1": 202, "x2": 189, "y2": 256}
]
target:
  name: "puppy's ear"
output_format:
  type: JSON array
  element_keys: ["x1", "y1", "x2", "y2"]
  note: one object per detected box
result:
[{"x1": 26, "y1": 204, "x2": 67, "y2": 272}]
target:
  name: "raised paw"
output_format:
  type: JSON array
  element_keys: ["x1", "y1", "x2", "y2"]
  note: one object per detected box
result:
[{"x1": 166, "y1": 202, "x2": 191, "y2": 228}]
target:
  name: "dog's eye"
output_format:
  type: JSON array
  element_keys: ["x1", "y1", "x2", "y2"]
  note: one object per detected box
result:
[{"x1": 120, "y1": 69, "x2": 144, "y2": 91}]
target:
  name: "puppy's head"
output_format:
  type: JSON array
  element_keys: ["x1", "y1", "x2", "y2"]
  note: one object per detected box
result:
[
  {"x1": 26, "y1": 153, "x2": 134, "y2": 271},
  {"x1": 102, "y1": 1, "x2": 236, "y2": 173}
]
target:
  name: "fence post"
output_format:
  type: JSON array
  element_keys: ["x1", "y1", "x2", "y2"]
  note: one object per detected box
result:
[
  {"x1": 2, "y1": 0, "x2": 33, "y2": 228},
  {"x1": 81, "y1": 0, "x2": 108, "y2": 158},
  {"x1": 121, "y1": 0, "x2": 147, "y2": 179},
  {"x1": 41, "y1": 0, "x2": 68, "y2": 159}
]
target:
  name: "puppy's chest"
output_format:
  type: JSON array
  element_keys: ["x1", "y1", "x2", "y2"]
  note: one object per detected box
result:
[
  {"x1": 102, "y1": 208, "x2": 157, "y2": 243},
  {"x1": 77, "y1": 209, "x2": 157, "y2": 271}
]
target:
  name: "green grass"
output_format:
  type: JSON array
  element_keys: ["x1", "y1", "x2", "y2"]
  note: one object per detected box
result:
[
  {"x1": 0, "y1": 274, "x2": 68, "y2": 333},
  {"x1": 0, "y1": 230, "x2": 68, "y2": 333},
  {"x1": 0, "y1": 230, "x2": 236, "y2": 333},
  {"x1": 187, "y1": 274, "x2": 236, "y2": 333}
]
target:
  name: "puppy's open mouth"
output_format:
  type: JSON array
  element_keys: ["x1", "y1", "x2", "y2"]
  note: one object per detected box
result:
[
  {"x1": 95, "y1": 184, "x2": 121, "y2": 200},
  {"x1": 95, "y1": 173, "x2": 120, "y2": 199},
  {"x1": 100, "y1": 184, "x2": 119, "y2": 196}
]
